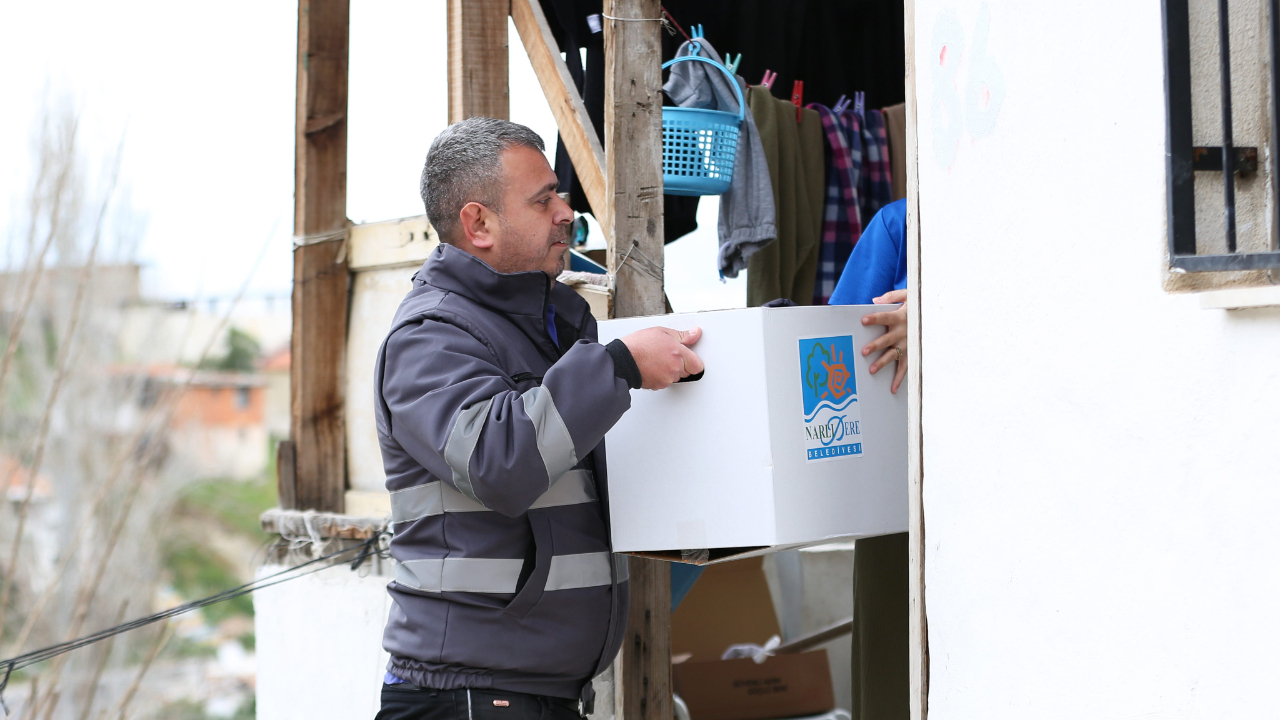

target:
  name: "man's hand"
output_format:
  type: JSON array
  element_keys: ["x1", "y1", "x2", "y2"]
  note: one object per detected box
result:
[
  {"x1": 860, "y1": 289, "x2": 907, "y2": 394},
  {"x1": 621, "y1": 327, "x2": 705, "y2": 390}
]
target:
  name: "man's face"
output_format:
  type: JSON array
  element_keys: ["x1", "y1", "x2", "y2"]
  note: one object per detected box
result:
[{"x1": 485, "y1": 145, "x2": 574, "y2": 276}]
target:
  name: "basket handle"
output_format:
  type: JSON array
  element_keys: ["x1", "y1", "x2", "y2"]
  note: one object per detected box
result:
[{"x1": 661, "y1": 55, "x2": 747, "y2": 123}]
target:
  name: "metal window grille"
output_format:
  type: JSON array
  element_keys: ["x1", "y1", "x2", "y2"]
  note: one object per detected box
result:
[{"x1": 1163, "y1": 0, "x2": 1280, "y2": 271}]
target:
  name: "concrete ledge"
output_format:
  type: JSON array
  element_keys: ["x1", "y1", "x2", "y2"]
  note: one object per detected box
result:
[{"x1": 1199, "y1": 284, "x2": 1280, "y2": 310}]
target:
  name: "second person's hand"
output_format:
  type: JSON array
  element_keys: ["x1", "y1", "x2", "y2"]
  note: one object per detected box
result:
[{"x1": 861, "y1": 289, "x2": 908, "y2": 394}]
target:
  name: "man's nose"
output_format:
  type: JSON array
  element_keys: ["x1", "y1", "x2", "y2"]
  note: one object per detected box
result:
[{"x1": 552, "y1": 194, "x2": 574, "y2": 223}]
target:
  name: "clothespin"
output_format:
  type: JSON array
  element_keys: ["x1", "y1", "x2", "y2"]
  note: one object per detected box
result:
[
  {"x1": 833, "y1": 94, "x2": 850, "y2": 114},
  {"x1": 724, "y1": 52, "x2": 742, "y2": 75},
  {"x1": 760, "y1": 69, "x2": 777, "y2": 89},
  {"x1": 691, "y1": 23, "x2": 704, "y2": 39},
  {"x1": 853, "y1": 91, "x2": 865, "y2": 119},
  {"x1": 791, "y1": 79, "x2": 805, "y2": 123}
]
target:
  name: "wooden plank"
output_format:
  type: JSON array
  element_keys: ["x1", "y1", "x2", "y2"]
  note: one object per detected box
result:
[
  {"x1": 774, "y1": 617, "x2": 854, "y2": 655},
  {"x1": 602, "y1": 5, "x2": 669, "y2": 719},
  {"x1": 604, "y1": 0, "x2": 665, "y2": 318},
  {"x1": 347, "y1": 215, "x2": 438, "y2": 271},
  {"x1": 510, "y1": 0, "x2": 610, "y2": 228},
  {"x1": 292, "y1": 0, "x2": 350, "y2": 513},
  {"x1": 276, "y1": 439, "x2": 298, "y2": 511},
  {"x1": 448, "y1": 0, "x2": 509, "y2": 123},
  {"x1": 903, "y1": 0, "x2": 928, "y2": 717},
  {"x1": 617, "y1": 554, "x2": 671, "y2": 720}
]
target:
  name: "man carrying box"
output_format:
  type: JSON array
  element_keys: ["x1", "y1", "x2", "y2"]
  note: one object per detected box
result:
[{"x1": 372, "y1": 117, "x2": 704, "y2": 720}]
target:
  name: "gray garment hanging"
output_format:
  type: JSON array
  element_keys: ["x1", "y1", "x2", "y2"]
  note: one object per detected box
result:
[{"x1": 663, "y1": 39, "x2": 777, "y2": 278}]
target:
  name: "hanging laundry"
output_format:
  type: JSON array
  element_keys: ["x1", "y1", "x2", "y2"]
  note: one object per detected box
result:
[
  {"x1": 809, "y1": 104, "x2": 864, "y2": 305},
  {"x1": 881, "y1": 103, "x2": 907, "y2": 202},
  {"x1": 659, "y1": 0, "x2": 907, "y2": 110},
  {"x1": 664, "y1": 38, "x2": 776, "y2": 279},
  {"x1": 856, "y1": 108, "x2": 894, "y2": 227},
  {"x1": 745, "y1": 86, "x2": 825, "y2": 307}
]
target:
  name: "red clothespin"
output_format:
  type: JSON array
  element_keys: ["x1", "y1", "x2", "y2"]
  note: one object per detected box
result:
[
  {"x1": 791, "y1": 80, "x2": 804, "y2": 122},
  {"x1": 760, "y1": 69, "x2": 777, "y2": 89}
]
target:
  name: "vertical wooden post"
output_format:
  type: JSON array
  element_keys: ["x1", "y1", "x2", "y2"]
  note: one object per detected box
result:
[
  {"x1": 604, "y1": 0, "x2": 666, "y2": 316},
  {"x1": 903, "y1": 0, "x2": 928, "y2": 718},
  {"x1": 603, "y1": 3, "x2": 671, "y2": 720},
  {"x1": 448, "y1": 0, "x2": 510, "y2": 123},
  {"x1": 291, "y1": 0, "x2": 349, "y2": 513}
]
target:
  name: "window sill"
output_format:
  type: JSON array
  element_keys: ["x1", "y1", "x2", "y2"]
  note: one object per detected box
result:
[{"x1": 1199, "y1": 284, "x2": 1280, "y2": 310}]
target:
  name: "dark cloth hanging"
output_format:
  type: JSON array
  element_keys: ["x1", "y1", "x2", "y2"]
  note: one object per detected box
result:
[
  {"x1": 881, "y1": 103, "x2": 907, "y2": 201},
  {"x1": 660, "y1": 0, "x2": 907, "y2": 110},
  {"x1": 538, "y1": 0, "x2": 701, "y2": 244},
  {"x1": 744, "y1": 86, "x2": 825, "y2": 307}
]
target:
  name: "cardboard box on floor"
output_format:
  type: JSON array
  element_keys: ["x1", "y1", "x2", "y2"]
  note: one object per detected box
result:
[
  {"x1": 598, "y1": 306, "x2": 907, "y2": 564},
  {"x1": 672, "y1": 556, "x2": 835, "y2": 720}
]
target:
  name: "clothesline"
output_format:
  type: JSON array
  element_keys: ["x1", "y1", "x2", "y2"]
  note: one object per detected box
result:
[{"x1": 0, "y1": 532, "x2": 389, "y2": 714}]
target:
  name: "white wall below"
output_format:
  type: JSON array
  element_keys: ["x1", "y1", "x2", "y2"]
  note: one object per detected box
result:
[{"x1": 254, "y1": 565, "x2": 392, "y2": 720}]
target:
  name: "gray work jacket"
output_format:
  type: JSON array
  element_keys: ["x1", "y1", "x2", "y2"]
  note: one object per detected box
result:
[{"x1": 374, "y1": 244, "x2": 632, "y2": 705}]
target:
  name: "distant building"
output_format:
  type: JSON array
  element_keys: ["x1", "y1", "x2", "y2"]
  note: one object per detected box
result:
[
  {"x1": 259, "y1": 346, "x2": 290, "y2": 439},
  {"x1": 120, "y1": 366, "x2": 269, "y2": 481}
]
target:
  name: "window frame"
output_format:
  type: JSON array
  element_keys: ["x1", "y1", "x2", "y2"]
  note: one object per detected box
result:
[{"x1": 1162, "y1": 0, "x2": 1280, "y2": 272}]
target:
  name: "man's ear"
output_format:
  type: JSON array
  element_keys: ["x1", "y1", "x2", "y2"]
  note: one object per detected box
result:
[{"x1": 459, "y1": 202, "x2": 497, "y2": 250}]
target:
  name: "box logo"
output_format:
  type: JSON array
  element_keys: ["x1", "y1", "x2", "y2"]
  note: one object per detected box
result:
[{"x1": 799, "y1": 336, "x2": 863, "y2": 462}]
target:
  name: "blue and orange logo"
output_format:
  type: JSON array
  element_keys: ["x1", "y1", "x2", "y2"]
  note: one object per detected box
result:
[
  {"x1": 800, "y1": 335, "x2": 857, "y2": 420},
  {"x1": 799, "y1": 335, "x2": 862, "y2": 461}
]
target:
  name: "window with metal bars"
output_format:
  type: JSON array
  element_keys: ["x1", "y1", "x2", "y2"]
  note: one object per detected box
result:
[{"x1": 1163, "y1": 0, "x2": 1280, "y2": 271}]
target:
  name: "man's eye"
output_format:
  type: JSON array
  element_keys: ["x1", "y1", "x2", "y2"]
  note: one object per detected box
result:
[{"x1": 539, "y1": 198, "x2": 550, "y2": 206}]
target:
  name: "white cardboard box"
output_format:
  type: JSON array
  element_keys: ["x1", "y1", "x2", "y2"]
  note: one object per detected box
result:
[{"x1": 598, "y1": 306, "x2": 907, "y2": 561}]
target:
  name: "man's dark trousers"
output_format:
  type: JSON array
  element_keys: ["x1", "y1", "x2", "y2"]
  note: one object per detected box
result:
[{"x1": 376, "y1": 685, "x2": 583, "y2": 720}]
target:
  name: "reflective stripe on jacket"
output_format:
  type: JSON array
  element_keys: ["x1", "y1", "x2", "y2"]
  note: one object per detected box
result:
[{"x1": 374, "y1": 245, "x2": 632, "y2": 702}]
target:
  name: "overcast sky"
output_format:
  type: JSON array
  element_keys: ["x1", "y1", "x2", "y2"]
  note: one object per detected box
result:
[{"x1": 0, "y1": 0, "x2": 743, "y2": 311}]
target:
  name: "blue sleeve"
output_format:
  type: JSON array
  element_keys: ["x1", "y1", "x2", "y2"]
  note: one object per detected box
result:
[{"x1": 829, "y1": 199, "x2": 908, "y2": 306}]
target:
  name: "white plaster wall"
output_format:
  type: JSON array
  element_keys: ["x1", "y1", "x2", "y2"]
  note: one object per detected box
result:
[
  {"x1": 347, "y1": 266, "x2": 419, "y2": 494},
  {"x1": 255, "y1": 565, "x2": 393, "y2": 720},
  {"x1": 914, "y1": 1, "x2": 1280, "y2": 718}
]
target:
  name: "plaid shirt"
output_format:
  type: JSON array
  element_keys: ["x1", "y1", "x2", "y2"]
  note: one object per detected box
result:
[
  {"x1": 857, "y1": 108, "x2": 894, "y2": 228},
  {"x1": 810, "y1": 104, "x2": 863, "y2": 305}
]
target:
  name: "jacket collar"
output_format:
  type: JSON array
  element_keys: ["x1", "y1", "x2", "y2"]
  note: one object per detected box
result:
[{"x1": 415, "y1": 244, "x2": 589, "y2": 326}]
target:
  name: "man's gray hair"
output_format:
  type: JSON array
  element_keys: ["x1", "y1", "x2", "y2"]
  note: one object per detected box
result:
[{"x1": 421, "y1": 117, "x2": 546, "y2": 243}]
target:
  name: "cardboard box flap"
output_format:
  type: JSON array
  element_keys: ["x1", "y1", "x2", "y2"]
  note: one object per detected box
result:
[{"x1": 672, "y1": 556, "x2": 780, "y2": 663}]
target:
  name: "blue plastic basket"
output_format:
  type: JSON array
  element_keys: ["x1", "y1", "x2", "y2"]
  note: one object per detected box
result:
[{"x1": 661, "y1": 54, "x2": 746, "y2": 196}]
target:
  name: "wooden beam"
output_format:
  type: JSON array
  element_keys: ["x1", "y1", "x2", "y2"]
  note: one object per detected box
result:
[
  {"x1": 291, "y1": 0, "x2": 349, "y2": 513},
  {"x1": 903, "y1": 0, "x2": 928, "y2": 717},
  {"x1": 448, "y1": 0, "x2": 509, "y2": 123},
  {"x1": 510, "y1": 0, "x2": 610, "y2": 227},
  {"x1": 604, "y1": 0, "x2": 665, "y2": 318},
  {"x1": 602, "y1": 4, "x2": 670, "y2": 720},
  {"x1": 617, "y1": 552, "x2": 670, "y2": 720}
]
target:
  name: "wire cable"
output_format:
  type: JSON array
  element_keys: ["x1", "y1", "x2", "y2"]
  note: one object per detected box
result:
[{"x1": 0, "y1": 531, "x2": 389, "y2": 715}]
